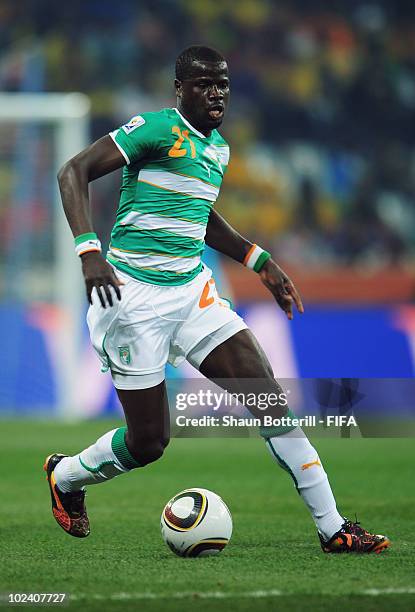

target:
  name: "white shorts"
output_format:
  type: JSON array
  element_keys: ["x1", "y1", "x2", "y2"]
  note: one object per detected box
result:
[{"x1": 87, "y1": 264, "x2": 247, "y2": 390}]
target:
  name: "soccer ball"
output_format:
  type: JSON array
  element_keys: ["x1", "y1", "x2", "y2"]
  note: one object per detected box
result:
[{"x1": 160, "y1": 488, "x2": 232, "y2": 557}]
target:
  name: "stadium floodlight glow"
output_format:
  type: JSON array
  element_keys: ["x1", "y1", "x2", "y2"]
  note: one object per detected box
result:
[{"x1": 0, "y1": 93, "x2": 90, "y2": 418}]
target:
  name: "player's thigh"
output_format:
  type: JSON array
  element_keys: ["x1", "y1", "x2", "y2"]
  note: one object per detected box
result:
[
  {"x1": 116, "y1": 382, "x2": 170, "y2": 448},
  {"x1": 199, "y1": 329, "x2": 286, "y2": 420},
  {"x1": 199, "y1": 328, "x2": 273, "y2": 379},
  {"x1": 87, "y1": 270, "x2": 174, "y2": 387}
]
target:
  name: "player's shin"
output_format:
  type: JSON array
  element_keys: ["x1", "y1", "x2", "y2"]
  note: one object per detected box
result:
[
  {"x1": 263, "y1": 426, "x2": 344, "y2": 541},
  {"x1": 53, "y1": 427, "x2": 140, "y2": 492}
]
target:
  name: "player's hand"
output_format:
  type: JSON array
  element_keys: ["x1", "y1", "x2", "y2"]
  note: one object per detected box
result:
[
  {"x1": 81, "y1": 251, "x2": 124, "y2": 308},
  {"x1": 258, "y1": 259, "x2": 304, "y2": 320}
]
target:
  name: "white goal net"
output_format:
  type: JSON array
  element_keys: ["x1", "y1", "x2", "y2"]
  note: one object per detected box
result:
[{"x1": 0, "y1": 93, "x2": 90, "y2": 418}]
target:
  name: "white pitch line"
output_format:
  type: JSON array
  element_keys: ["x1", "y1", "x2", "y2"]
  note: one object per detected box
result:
[
  {"x1": 362, "y1": 588, "x2": 415, "y2": 596},
  {"x1": 69, "y1": 588, "x2": 415, "y2": 601},
  {"x1": 70, "y1": 590, "x2": 283, "y2": 601}
]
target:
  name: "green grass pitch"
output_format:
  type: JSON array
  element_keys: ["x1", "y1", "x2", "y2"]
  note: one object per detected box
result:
[{"x1": 0, "y1": 420, "x2": 414, "y2": 612}]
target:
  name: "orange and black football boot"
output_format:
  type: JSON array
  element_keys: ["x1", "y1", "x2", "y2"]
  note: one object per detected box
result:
[
  {"x1": 319, "y1": 519, "x2": 390, "y2": 553},
  {"x1": 43, "y1": 453, "x2": 90, "y2": 538}
]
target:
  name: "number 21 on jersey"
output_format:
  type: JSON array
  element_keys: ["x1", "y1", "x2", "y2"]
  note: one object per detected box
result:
[{"x1": 168, "y1": 125, "x2": 196, "y2": 159}]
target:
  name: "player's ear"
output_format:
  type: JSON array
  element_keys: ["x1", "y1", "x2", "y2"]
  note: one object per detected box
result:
[{"x1": 175, "y1": 79, "x2": 182, "y2": 98}]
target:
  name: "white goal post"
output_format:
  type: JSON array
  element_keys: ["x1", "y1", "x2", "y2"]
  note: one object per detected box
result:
[{"x1": 0, "y1": 93, "x2": 91, "y2": 418}]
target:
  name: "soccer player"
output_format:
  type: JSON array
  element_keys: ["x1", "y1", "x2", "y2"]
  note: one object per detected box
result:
[{"x1": 44, "y1": 46, "x2": 389, "y2": 553}]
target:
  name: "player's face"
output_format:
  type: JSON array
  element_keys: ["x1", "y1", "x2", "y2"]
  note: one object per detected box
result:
[{"x1": 175, "y1": 61, "x2": 230, "y2": 134}]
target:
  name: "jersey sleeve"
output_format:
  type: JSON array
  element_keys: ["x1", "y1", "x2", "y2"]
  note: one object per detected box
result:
[{"x1": 109, "y1": 113, "x2": 159, "y2": 165}]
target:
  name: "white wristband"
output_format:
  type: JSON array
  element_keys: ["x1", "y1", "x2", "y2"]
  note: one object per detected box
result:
[
  {"x1": 75, "y1": 239, "x2": 102, "y2": 257},
  {"x1": 243, "y1": 244, "x2": 271, "y2": 272}
]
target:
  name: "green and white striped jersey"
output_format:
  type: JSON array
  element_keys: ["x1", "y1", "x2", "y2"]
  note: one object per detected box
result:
[{"x1": 108, "y1": 107, "x2": 230, "y2": 285}]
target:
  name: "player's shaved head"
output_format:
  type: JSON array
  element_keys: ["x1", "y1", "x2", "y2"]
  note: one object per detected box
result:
[
  {"x1": 175, "y1": 46, "x2": 226, "y2": 81},
  {"x1": 175, "y1": 45, "x2": 229, "y2": 135}
]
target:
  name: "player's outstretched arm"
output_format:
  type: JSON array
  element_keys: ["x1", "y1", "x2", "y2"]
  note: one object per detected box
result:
[
  {"x1": 57, "y1": 135, "x2": 126, "y2": 307},
  {"x1": 205, "y1": 209, "x2": 304, "y2": 319}
]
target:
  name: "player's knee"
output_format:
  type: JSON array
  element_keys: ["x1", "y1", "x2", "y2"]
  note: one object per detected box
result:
[{"x1": 126, "y1": 433, "x2": 169, "y2": 467}]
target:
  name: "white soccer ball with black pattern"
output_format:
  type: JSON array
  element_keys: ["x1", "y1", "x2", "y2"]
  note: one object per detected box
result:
[{"x1": 161, "y1": 488, "x2": 232, "y2": 557}]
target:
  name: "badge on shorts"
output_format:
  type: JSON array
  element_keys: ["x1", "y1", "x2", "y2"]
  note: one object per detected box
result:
[{"x1": 118, "y1": 346, "x2": 131, "y2": 365}]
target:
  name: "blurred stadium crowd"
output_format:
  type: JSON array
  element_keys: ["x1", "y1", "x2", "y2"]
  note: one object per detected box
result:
[{"x1": 1, "y1": 0, "x2": 415, "y2": 267}]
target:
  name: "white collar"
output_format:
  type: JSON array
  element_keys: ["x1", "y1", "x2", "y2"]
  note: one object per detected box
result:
[{"x1": 173, "y1": 107, "x2": 206, "y2": 139}]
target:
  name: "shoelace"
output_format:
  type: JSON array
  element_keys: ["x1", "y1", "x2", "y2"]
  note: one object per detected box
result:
[{"x1": 346, "y1": 517, "x2": 375, "y2": 550}]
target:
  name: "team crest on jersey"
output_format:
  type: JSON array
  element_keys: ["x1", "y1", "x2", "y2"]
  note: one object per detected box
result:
[
  {"x1": 118, "y1": 346, "x2": 131, "y2": 365},
  {"x1": 122, "y1": 115, "x2": 145, "y2": 134}
]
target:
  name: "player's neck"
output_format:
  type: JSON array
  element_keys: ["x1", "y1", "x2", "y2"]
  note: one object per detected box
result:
[{"x1": 176, "y1": 105, "x2": 211, "y2": 137}]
